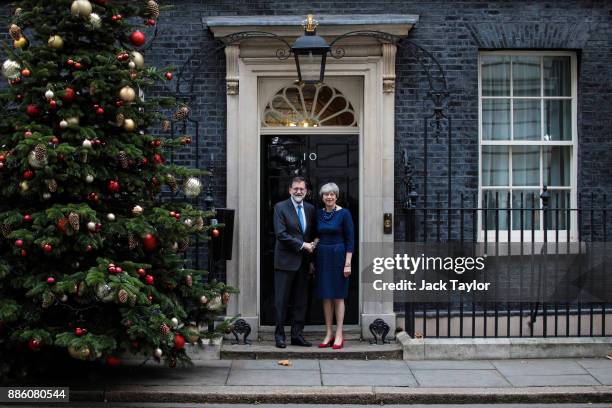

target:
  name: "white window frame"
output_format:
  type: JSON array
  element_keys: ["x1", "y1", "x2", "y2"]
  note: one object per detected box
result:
[{"x1": 478, "y1": 50, "x2": 578, "y2": 243}]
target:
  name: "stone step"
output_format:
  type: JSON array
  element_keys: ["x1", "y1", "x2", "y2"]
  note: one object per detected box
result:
[{"x1": 221, "y1": 339, "x2": 402, "y2": 360}]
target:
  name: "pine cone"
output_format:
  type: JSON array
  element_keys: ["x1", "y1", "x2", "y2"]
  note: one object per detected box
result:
[
  {"x1": 178, "y1": 238, "x2": 189, "y2": 252},
  {"x1": 159, "y1": 323, "x2": 170, "y2": 335},
  {"x1": 0, "y1": 224, "x2": 11, "y2": 238},
  {"x1": 117, "y1": 289, "x2": 128, "y2": 304},
  {"x1": 162, "y1": 119, "x2": 171, "y2": 131},
  {"x1": 9, "y1": 24, "x2": 22, "y2": 40},
  {"x1": 146, "y1": 0, "x2": 160, "y2": 18},
  {"x1": 166, "y1": 174, "x2": 178, "y2": 193},
  {"x1": 194, "y1": 217, "x2": 204, "y2": 232},
  {"x1": 128, "y1": 233, "x2": 138, "y2": 249},
  {"x1": 185, "y1": 274, "x2": 193, "y2": 287},
  {"x1": 47, "y1": 179, "x2": 58, "y2": 193},
  {"x1": 68, "y1": 212, "x2": 80, "y2": 231},
  {"x1": 34, "y1": 144, "x2": 47, "y2": 161},
  {"x1": 173, "y1": 106, "x2": 189, "y2": 121},
  {"x1": 222, "y1": 292, "x2": 231, "y2": 305},
  {"x1": 118, "y1": 151, "x2": 129, "y2": 169}
]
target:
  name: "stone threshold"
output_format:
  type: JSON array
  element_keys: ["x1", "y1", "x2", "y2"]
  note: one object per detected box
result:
[
  {"x1": 71, "y1": 385, "x2": 612, "y2": 404},
  {"x1": 397, "y1": 331, "x2": 612, "y2": 360}
]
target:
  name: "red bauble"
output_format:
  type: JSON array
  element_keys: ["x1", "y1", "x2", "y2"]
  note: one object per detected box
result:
[
  {"x1": 23, "y1": 214, "x2": 32, "y2": 222},
  {"x1": 108, "y1": 265, "x2": 117, "y2": 273},
  {"x1": 24, "y1": 131, "x2": 32, "y2": 138},
  {"x1": 42, "y1": 243, "x2": 53, "y2": 253},
  {"x1": 173, "y1": 334, "x2": 186, "y2": 350},
  {"x1": 57, "y1": 218, "x2": 67, "y2": 233},
  {"x1": 142, "y1": 233, "x2": 158, "y2": 252},
  {"x1": 75, "y1": 327, "x2": 84, "y2": 336},
  {"x1": 137, "y1": 268, "x2": 146, "y2": 276},
  {"x1": 28, "y1": 339, "x2": 41, "y2": 351},
  {"x1": 46, "y1": 277, "x2": 55, "y2": 284},
  {"x1": 49, "y1": 100, "x2": 57, "y2": 109},
  {"x1": 145, "y1": 274, "x2": 154, "y2": 285},
  {"x1": 86, "y1": 245, "x2": 93, "y2": 252},
  {"x1": 147, "y1": 18, "x2": 157, "y2": 26},
  {"x1": 22, "y1": 169, "x2": 34, "y2": 180},
  {"x1": 129, "y1": 31, "x2": 146, "y2": 46},
  {"x1": 107, "y1": 180, "x2": 120, "y2": 193},
  {"x1": 106, "y1": 356, "x2": 121, "y2": 367},
  {"x1": 96, "y1": 107, "x2": 105, "y2": 116},
  {"x1": 153, "y1": 154, "x2": 163, "y2": 164},
  {"x1": 67, "y1": 59, "x2": 74, "y2": 66},
  {"x1": 211, "y1": 228, "x2": 220, "y2": 238},
  {"x1": 14, "y1": 239, "x2": 23, "y2": 248},
  {"x1": 26, "y1": 104, "x2": 40, "y2": 117},
  {"x1": 20, "y1": 249, "x2": 27, "y2": 257},
  {"x1": 21, "y1": 68, "x2": 31, "y2": 77},
  {"x1": 165, "y1": 72, "x2": 173, "y2": 80},
  {"x1": 51, "y1": 136, "x2": 60, "y2": 145},
  {"x1": 74, "y1": 62, "x2": 82, "y2": 70},
  {"x1": 62, "y1": 88, "x2": 76, "y2": 102}
]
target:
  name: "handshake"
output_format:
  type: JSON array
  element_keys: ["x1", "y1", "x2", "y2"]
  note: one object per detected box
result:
[{"x1": 302, "y1": 241, "x2": 318, "y2": 253}]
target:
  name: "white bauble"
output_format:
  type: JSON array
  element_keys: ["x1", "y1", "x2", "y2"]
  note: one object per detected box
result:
[
  {"x1": 42, "y1": 192, "x2": 51, "y2": 200},
  {"x1": 184, "y1": 218, "x2": 193, "y2": 227},
  {"x1": 154, "y1": 348, "x2": 163, "y2": 358},
  {"x1": 130, "y1": 51, "x2": 145, "y2": 69},
  {"x1": 171, "y1": 317, "x2": 179, "y2": 328},
  {"x1": 87, "y1": 12, "x2": 101, "y2": 29},
  {"x1": 45, "y1": 89, "x2": 55, "y2": 100},
  {"x1": 184, "y1": 177, "x2": 202, "y2": 198},
  {"x1": 71, "y1": 0, "x2": 92, "y2": 18},
  {"x1": 132, "y1": 205, "x2": 143, "y2": 216},
  {"x1": 85, "y1": 174, "x2": 94, "y2": 183},
  {"x1": 87, "y1": 221, "x2": 96, "y2": 232},
  {"x1": 2, "y1": 59, "x2": 21, "y2": 80},
  {"x1": 82, "y1": 139, "x2": 92, "y2": 149},
  {"x1": 59, "y1": 120, "x2": 68, "y2": 129},
  {"x1": 107, "y1": 213, "x2": 116, "y2": 221},
  {"x1": 128, "y1": 61, "x2": 136, "y2": 69}
]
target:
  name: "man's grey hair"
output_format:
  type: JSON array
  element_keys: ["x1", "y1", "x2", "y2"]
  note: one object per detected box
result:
[{"x1": 319, "y1": 182, "x2": 340, "y2": 199}]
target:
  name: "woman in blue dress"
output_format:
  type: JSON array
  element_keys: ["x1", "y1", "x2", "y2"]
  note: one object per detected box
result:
[{"x1": 313, "y1": 182, "x2": 354, "y2": 349}]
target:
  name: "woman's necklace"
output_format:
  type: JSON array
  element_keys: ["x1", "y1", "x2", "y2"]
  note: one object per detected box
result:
[{"x1": 321, "y1": 206, "x2": 337, "y2": 221}]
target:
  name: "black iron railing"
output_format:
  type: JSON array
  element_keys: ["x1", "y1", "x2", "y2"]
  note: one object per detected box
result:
[{"x1": 400, "y1": 189, "x2": 610, "y2": 338}]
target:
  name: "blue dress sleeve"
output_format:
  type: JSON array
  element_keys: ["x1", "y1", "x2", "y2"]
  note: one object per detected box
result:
[{"x1": 342, "y1": 209, "x2": 355, "y2": 252}]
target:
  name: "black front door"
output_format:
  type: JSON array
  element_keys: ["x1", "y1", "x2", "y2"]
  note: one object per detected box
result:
[{"x1": 261, "y1": 134, "x2": 359, "y2": 326}]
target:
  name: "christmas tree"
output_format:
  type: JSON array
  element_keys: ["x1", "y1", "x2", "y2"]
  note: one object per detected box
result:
[{"x1": 0, "y1": 0, "x2": 234, "y2": 381}]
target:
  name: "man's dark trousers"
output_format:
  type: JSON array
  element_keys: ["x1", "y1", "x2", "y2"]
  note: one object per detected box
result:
[{"x1": 274, "y1": 256, "x2": 308, "y2": 340}]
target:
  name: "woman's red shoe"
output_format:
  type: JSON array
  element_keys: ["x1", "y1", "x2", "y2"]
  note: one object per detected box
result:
[
  {"x1": 318, "y1": 337, "x2": 335, "y2": 348},
  {"x1": 332, "y1": 338, "x2": 345, "y2": 350}
]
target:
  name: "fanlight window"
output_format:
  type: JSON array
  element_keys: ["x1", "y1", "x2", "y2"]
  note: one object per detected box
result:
[{"x1": 262, "y1": 83, "x2": 357, "y2": 127}]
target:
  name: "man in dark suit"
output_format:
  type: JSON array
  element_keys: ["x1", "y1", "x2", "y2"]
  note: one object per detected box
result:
[{"x1": 272, "y1": 176, "x2": 316, "y2": 348}]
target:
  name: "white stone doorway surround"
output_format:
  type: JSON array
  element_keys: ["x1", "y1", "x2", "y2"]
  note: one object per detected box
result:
[{"x1": 206, "y1": 15, "x2": 418, "y2": 340}]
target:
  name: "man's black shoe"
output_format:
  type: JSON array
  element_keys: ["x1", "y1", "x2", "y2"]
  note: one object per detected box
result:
[
  {"x1": 275, "y1": 338, "x2": 286, "y2": 348},
  {"x1": 290, "y1": 336, "x2": 312, "y2": 347}
]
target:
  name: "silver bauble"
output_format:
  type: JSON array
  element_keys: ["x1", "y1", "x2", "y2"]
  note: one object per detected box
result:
[
  {"x1": 2, "y1": 59, "x2": 21, "y2": 80},
  {"x1": 184, "y1": 177, "x2": 202, "y2": 198},
  {"x1": 45, "y1": 89, "x2": 55, "y2": 100}
]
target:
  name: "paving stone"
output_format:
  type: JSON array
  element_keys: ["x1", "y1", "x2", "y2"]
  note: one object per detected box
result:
[
  {"x1": 575, "y1": 358, "x2": 612, "y2": 369},
  {"x1": 227, "y1": 369, "x2": 321, "y2": 386},
  {"x1": 231, "y1": 359, "x2": 319, "y2": 370},
  {"x1": 492, "y1": 359, "x2": 589, "y2": 376},
  {"x1": 322, "y1": 373, "x2": 417, "y2": 387},
  {"x1": 412, "y1": 369, "x2": 511, "y2": 387},
  {"x1": 585, "y1": 368, "x2": 612, "y2": 385},
  {"x1": 504, "y1": 374, "x2": 601, "y2": 387},
  {"x1": 319, "y1": 360, "x2": 409, "y2": 374},
  {"x1": 405, "y1": 360, "x2": 495, "y2": 370}
]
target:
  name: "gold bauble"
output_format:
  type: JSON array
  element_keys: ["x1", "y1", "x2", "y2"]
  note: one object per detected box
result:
[
  {"x1": 48, "y1": 35, "x2": 64, "y2": 49},
  {"x1": 66, "y1": 116, "x2": 80, "y2": 126},
  {"x1": 130, "y1": 51, "x2": 145, "y2": 69},
  {"x1": 119, "y1": 86, "x2": 136, "y2": 102},
  {"x1": 20, "y1": 181, "x2": 29, "y2": 192},
  {"x1": 71, "y1": 0, "x2": 92, "y2": 18},
  {"x1": 13, "y1": 37, "x2": 27, "y2": 48},
  {"x1": 184, "y1": 325, "x2": 200, "y2": 344},
  {"x1": 68, "y1": 345, "x2": 91, "y2": 360},
  {"x1": 123, "y1": 119, "x2": 136, "y2": 132}
]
